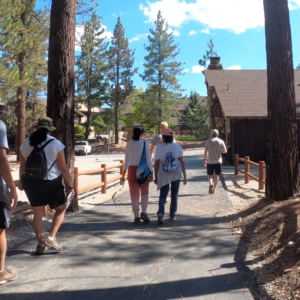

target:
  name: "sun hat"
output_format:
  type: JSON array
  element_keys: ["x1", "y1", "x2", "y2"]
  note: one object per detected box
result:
[
  {"x1": 162, "y1": 128, "x2": 173, "y2": 136},
  {"x1": 212, "y1": 129, "x2": 219, "y2": 137},
  {"x1": 37, "y1": 117, "x2": 56, "y2": 131}
]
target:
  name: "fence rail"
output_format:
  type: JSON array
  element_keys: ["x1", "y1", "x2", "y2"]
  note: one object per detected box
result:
[
  {"x1": 12, "y1": 160, "x2": 125, "y2": 215},
  {"x1": 235, "y1": 154, "x2": 266, "y2": 191}
]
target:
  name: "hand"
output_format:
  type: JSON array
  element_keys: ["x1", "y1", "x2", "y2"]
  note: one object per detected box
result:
[
  {"x1": 10, "y1": 188, "x2": 18, "y2": 212},
  {"x1": 67, "y1": 188, "x2": 75, "y2": 199},
  {"x1": 18, "y1": 181, "x2": 24, "y2": 191},
  {"x1": 183, "y1": 176, "x2": 187, "y2": 185},
  {"x1": 204, "y1": 160, "x2": 207, "y2": 167},
  {"x1": 148, "y1": 175, "x2": 153, "y2": 182},
  {"x1": 153, "y1": 179, "x2": 158, "y2": 185}
]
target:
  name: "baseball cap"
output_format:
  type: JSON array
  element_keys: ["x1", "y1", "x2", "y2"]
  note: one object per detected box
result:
[
  {"x1": 212, "y1": 129, "x2": 219, "y2": 136},
  {"x1": 162, "y1": 128, "x2": 173, "y2": 136}
]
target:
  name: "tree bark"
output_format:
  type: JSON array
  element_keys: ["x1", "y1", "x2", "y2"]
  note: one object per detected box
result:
[
  {"x1": 47, "y1": 0, "x2": 78, "y2": 211},
  {"x1": 264, "y1": 0, "x2": 300, "y2": 200},
  {"x1": 115, "y1": 102, "x2": 119, "y2": 144}
]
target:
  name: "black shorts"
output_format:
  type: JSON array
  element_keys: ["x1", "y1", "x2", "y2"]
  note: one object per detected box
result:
[
  {"x1": 0, "y1": 184, "x2": 11, "y2": 229},
  {"x1": 207, "y1": 163, "x2": 222, "y2": 176},
  {"x1": 22, "y1": 175, "x2": 66, "y2": 209}
]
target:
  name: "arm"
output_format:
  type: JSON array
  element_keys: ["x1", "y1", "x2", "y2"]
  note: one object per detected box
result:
[
  {"x1": 203, "y1": 149, "x2": 208, "y2": 166},
  {"x1": 154, "y1": 160, "x2": 160, "y2": 185},
  {"x1": 18, "y1": 152, "x2": 26, "y2": 191},
  {"x1": 221, "y1": 142, "x2": 227, "y2": 154},
  {"x1": 150, "y1": 144, "x2": 155, "y2": 158},
  {"x1": 178, "y1": 156, "x2": 187, "y2": 185},
  {"x1": 0, "y1": 148, "x2": 18, "y2": 211},
  {"x1": 57, "y1": 150, "x2": 75, "y2": 197}
]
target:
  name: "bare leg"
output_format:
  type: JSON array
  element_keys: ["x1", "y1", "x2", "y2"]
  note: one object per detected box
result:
[
  {"x1": 208, "y1": 175, "x2": 213, "y2": 185},
  {"x1": 49, "y1": 204, "x2": 66, "y2": 238},
  {"x1": 213, "y1": 175, "x2": 220, "y2": 191},
  {"x1": 32, "y1": 206, "x2": 46, "y2": 245},
  {"x1": 0, "y1": 229, "x2": 6, "y2": 270}
]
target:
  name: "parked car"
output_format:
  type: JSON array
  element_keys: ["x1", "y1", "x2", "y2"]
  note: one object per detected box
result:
[{"x1": 75, "y1": 141, "x2": 92, "y2": 155}]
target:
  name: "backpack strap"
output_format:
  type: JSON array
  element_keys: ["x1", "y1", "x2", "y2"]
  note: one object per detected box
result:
[
  {"x1": 47, "y1": 159, "x2": 57, "y2": 172},
  {"x1": 39, "y1": 138, "x2": 55, "y2": 150}
]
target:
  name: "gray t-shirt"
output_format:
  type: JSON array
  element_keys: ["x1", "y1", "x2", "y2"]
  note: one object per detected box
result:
[
  {"x1": 0, "y1": 119, "x2": 9, "y2": 203},
  {"x1": 205, "y1": 137, "x2": 226, "y2": 164}
]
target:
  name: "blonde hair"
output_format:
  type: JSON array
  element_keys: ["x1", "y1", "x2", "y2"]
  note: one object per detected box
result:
[{"x1": 160, "y1": 121, "x2": 168, "y2": 129}]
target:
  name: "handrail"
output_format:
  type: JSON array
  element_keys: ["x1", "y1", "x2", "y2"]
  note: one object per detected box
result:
[{"x1": 235, "y1": 154, "x2": 266, "y2": 191}]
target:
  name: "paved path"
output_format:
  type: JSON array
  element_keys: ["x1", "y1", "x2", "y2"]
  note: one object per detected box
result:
[{"x1": 1, "y1": 155, "x2": 257, "y2": 300}]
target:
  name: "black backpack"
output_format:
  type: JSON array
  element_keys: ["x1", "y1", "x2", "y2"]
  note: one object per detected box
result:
[{"x1": 24, "y1": 139, "x2": 57, "y2": 180}]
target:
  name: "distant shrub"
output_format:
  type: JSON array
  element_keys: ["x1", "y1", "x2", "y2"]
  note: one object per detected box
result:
[
  {"x1": 75, "y1": 125, "x2": 85, "y2": 135},
  {"x1": 75, "y1": 134, "x2": 85, "y2": 140},
  {"x1": 176, "y1": 134, "x2": 209, "y2": 141}
]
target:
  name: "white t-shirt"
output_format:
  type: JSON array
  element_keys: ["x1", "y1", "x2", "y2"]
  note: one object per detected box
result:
[
  {"x1": 20, "y1": 135, "x2": 65, "y2": 180},
  {"x1": 125, "y1": 140, "x2": 153, "y2": 171},
  {"x1": 154, "y1": 143, "x2": 183, "y2": 190}
]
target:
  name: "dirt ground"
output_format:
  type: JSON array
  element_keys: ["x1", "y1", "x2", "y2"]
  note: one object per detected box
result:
[{"x1": 223, "y1": 168, "x2": 300, "y2": 300}]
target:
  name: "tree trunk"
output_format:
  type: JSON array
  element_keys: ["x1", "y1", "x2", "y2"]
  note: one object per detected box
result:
[
  {"x1": 264, "y1": 0, "x2": 300, "y2": 200},
  {"x1": 115, "y1": 102, "x2": 119, "y2": 144},
  {"x1": 85, "y1": 105, "x2": 91, "y2": 140},
  {"x1": 47, "y1": 0, "x2": 77, "y2": 212}
]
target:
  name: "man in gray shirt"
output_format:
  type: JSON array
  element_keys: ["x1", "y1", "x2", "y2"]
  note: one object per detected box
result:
[
  {"x1": 203, "y1": 129, "x2": 227, "y2": 194},
  {"x1": 0, "y1": 105, "x2": 18, "y2": 285}
]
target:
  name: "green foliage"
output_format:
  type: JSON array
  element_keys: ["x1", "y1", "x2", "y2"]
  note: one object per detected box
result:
[
  {"x1": 199, "y1": 39, "x2": 217, "y2": 67},
  {"x1": 176, "y1": 133, "x2": 209, "y2": 141},
  {"x1": 75, "y1": 134, "x2": 85, "y2": 140},
  {"x1": 91, "y1": 115, "x2": 106, "y2": 135},
  {"x1": 76, "y1": 12, "x2": 109, "y2": 140},
  {"x1": 179, "y1": 91, "x2": 209, "y2": 136},
  {"x1": 0, "y1": 0, "x2": 49, "y2": 101},
  {"x1": 141, "y1": 11, "x2": 185, "y2": 125},
  {"x1": 75, "y1": 125, "x2": 86, "y2": 135},
  {"x1": 108, "y1": 17, "x2": 138, "y2": 142}
]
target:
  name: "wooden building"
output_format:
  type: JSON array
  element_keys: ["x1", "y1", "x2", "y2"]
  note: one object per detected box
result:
[{"x1": 203, "y1": 67, "x2": 300, "y2": 164}]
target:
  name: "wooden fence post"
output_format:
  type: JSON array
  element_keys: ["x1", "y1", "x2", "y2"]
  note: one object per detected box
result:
[
  {"x1": 74, "y1": 167, "x2": 79, "y2": 194},
  {"x1": 245, "y1": 156, "x2": 250, "y2": 184},
  {"x1": 120, "y1": 160, "x2": 125, "y2": 185},
  {"x1": 235, "y1": 154, "x2": 239, "y2": 175},
  {"x1": 259, "y1": 161, "x2": 266, "y2": 190},
  {"x1": 101, "y1": 164, "x2": 107, "y2": 194}
]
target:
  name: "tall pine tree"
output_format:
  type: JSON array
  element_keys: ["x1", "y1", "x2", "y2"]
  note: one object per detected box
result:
[
  {"x1": 108, "y1": 17, "x2": 137, "y2": 144},
  {"x1": 141, "y1": 10, "x2": 184, "y2": 125},
  {"x1": 0, "y1": 0, "x2": 49, "y2": 159},
  {"x1": 76, "y1": 12, "x2": 109, "y2": 140}
]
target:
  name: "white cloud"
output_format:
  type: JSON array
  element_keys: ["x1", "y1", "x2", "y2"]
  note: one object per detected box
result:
[
  {"x1": 75, "y1": 24, "x2": 113, "y2": 51},
  {"x1": 226, "y1": 65, "x2": 242, "y2": 70},
  {"x1": 140, "y1": 0, "x2": 300, "y2": 34},
  {"x1": 192, "y1": 65, "x2": 205, "y2": 73},
  {"x1": 188, "y1": 30, "x2": 196, "y2": 35},
  {"x1": 129, "y1": 34, "x2": 148, "y2": 43},
  {"x1": 183, "y1": 68, "x2": 189, "y2": 72},
  {"x1": 167, "y1": 27, "x2": 180, "y2": 36}
]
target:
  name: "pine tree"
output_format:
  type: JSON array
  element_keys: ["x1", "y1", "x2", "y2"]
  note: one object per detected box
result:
[
  {"x1": 141, "y1": 11, "x2": 184, "y2": 125},
  {"x1": 76, "y1": 12, "x2": 109, "y2": 140},
  {"x1": 108, "y1": 17, "x2": 138, "y2": 144},
  {"x1": 199, "y1": 39, "x2": 218, "y2": 67},
  {"x1": 179, "y1": 92, "x2": 209, "y2": 136},
  {"x1": 0, "y1": 0, "x2": 49, "y2": 159}
]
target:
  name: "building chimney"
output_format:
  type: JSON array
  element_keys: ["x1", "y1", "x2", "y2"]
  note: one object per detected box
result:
[{"x1": 208, "y1": 56, "x2": 223, "y2": 70}]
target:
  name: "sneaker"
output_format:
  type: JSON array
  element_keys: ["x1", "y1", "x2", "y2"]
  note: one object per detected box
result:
[
  {"x1": 44, "y1": 236, "x2": 63, "y2": 251},
  {"x1": 0, "y1": 268, "x2": 18, "y2": 285},
  {"x1": 134, "y1": 217, "x2": 141, "y2": 224},
  {"x1": 157, "y1": 214, "x2": 164, "y2": 225},
  {"x1": 36, "y1": 243, "x2": 48, "y2": 255},
  {"x1": 169, "y1": 217, "x2": 177, "y2": 221},
  {"x1": 140, "y1": 212, "x2": 150, "y2": 223},
  {"x1": 209, "y1": 185, "x2": 214, "y2": 194}
]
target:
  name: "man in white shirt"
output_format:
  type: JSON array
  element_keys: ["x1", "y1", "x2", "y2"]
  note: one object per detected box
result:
[{"x1": 203, "y1": 129, "x2": 227, "y2": 194}]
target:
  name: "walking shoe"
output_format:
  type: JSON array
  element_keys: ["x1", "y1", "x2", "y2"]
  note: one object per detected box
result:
[
  {"x1": 134, "y1": 217, "x2": 141, "y2": 224},
  {"x1": 36, "y1": 243, "x2": 48, "y2": 255},
  {"x1": 209, "y1": 185, "x2": 214, "y2": 194},
  {"x1": 0, "y1": 268, "x2": 18, "y2": 285},
  {"x1": 140, "y1": 213, "x2": 150, "y2": 223},
  {"x1": 157, "y1": 214, "x2": 164, "y2": 225},
  {"x1": 44, "y1": 236, "x2": 63, "y2": 251},
  {"x1": 169, "y1": 217, "x2": 177, "y2": 221}
]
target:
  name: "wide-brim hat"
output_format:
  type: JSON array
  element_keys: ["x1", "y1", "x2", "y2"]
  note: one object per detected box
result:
[{"x1": 37, "y1": 117, "x2": 56, "y2": 131}]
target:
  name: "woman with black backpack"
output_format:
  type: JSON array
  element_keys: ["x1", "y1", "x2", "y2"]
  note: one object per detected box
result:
[{"x1": 18, "y1": 117, "x2": 75, "y2": 254}]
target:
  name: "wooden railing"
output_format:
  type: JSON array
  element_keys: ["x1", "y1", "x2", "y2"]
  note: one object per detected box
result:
[
  {"x1": 235, "y1": 154, "x2": 266, "y2": 190},
  {"x1": 12, "y1": 160, "x2": 125, "y2": 215},
  {"x1": 75, "y1": 160, "x2": 125, "y2": 194}
]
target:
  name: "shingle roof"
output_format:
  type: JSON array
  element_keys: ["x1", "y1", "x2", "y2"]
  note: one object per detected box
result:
[{"x1": 204, "y1": 70, "x2": 300, "y2": 118}]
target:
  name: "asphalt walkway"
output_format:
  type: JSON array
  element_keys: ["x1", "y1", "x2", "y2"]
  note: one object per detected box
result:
[{"x1": 1, "y1": 154, "x2": 258, "y2": 300}]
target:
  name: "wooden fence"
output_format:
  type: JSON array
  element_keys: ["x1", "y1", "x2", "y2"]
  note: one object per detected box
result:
[
  {"x1": 235, "y1": 154, "x2": 266, "y2": 190},
  {"x1": 13, "y1": 160, "x2": 125, "y2": 215}
]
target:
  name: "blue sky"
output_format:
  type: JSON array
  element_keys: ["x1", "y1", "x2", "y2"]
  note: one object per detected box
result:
[{"x1": 58, "y1": 0, "x2": 300, "y2": 96}]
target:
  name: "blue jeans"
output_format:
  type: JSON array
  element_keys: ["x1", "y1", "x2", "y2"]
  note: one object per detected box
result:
[{"x1": 157, "y1": 179, "x2": 180, "y2": 218}]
